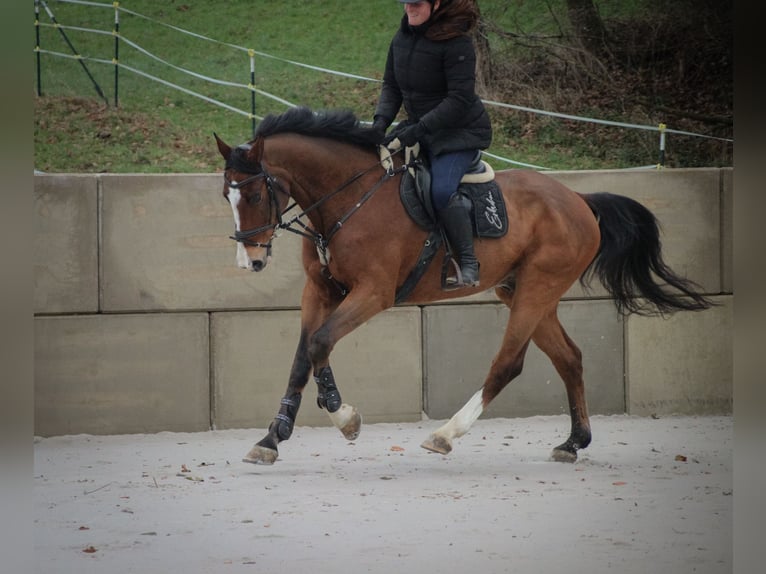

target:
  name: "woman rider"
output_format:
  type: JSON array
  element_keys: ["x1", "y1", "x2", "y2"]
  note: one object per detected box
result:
[{"x1": 373, "y1": 0, "x2": 492, "y2": 288}]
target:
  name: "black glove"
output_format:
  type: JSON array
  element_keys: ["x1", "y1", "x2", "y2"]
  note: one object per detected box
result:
[
  {"x1": 397, "y1": 122, "x2": 425, "y2": 147},
  {"x1": 371, "y1": 116, "x2": 389, "y2": 142},
  {"x1": 382, "y1": 122, "x2": 426, "y2": 148}
]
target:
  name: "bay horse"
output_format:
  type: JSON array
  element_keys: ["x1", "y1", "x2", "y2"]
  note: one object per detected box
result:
[{"x1": 215, "y1": 106, "x2": 712, "y2": 465}]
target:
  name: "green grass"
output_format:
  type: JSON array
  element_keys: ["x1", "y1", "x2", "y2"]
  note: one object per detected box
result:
[{"x1": 34, "y1": 0, "x2": 731, "y2": 173}]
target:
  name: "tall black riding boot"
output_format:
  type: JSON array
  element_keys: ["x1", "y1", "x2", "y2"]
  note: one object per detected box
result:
[{"x1": 437, "y1": 193, "x2": 480, "y2": 288}]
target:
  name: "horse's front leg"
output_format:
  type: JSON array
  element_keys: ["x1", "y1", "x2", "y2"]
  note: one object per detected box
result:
[
  {"x1": 242, "y1": 328, "x2": 313, "y2": 464},
  {"x1": 309, "y1": 284, "x2": 391, "y2": 441},
  {"x1": 313, "y1": 363, "x2": 362, "y2": 441},
  {"x1": 243, "y1": 256, "x2": 342, "y2": 464}
]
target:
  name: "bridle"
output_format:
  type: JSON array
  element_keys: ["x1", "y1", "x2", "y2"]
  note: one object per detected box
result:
[
  {"x1": 224, "y1": 150, "x2": 409, "y2": 263},
  {"x1": 224, "y1": 168, "x2": 289, "y2": 257}
]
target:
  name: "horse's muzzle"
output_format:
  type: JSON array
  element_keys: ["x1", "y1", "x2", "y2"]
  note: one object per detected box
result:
[{"x1": 251, "y1": 259, "x2": 266, "y2": 272}]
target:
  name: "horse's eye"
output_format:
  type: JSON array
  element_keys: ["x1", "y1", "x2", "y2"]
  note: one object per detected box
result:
[{"x1": 247, "y1": 192, "x2": 262, "y2": 205}]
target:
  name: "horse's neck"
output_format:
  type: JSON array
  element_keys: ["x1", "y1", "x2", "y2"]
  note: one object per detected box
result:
[{"x1": 267, "y1": 137, "x2": 379, "y2": 212}]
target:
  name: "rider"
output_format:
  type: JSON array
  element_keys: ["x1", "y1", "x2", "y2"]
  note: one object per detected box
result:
[{"x1": 373, "y1": 0, "x2": 492, "y2": 288}]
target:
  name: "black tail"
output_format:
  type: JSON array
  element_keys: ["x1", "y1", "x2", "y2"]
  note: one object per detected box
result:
[{"x1": 580, "y1": 192, "x2": 715, "y2": 316}]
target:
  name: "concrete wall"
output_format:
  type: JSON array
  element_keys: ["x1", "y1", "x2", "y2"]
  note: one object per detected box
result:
[{"x1": 33, "y1": 168, "x2": 734, "y2": 436}]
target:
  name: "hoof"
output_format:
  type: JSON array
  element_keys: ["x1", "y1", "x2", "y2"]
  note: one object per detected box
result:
[
  {"x1": 330, "y1": 404, "x2": 362, "y2": 441},
  {"x1": 550, "y1": 447, "x2": 577, "y2": 463},
  {"x1": 340, "y1": 413, "x2": 361, "y2": 441},
  {"x1": 242, "y1": 444, "x2": 278, "y2": 465},
  {"x1": 421, "y1": 434, "x2": 452, "y2": 455}
]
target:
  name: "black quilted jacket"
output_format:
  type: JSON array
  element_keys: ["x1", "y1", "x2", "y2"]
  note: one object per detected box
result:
[{"x1": 374, "y1": 14, "x2": 492, "y2": 156}]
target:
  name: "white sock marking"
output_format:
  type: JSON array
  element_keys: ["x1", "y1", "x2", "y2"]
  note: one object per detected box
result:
[{"x1": 437, "y1": 389, "x2": 484, "y2": 441}]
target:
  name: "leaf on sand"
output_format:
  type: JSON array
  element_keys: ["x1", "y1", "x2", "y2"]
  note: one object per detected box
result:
[{"x1": 176, "y1": 472, "x2": 204, "y2": 482}]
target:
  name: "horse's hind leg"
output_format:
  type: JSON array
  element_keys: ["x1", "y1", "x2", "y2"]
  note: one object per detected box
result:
[
  {"x1": 421, "y1": 285, "x2": 540, "y2": 455},
  {"x1": 531, "y1": 310, "x2": 592, "y2": 462}
]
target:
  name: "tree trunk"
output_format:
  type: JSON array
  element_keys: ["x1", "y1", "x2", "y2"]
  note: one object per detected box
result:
[
  {"x1": 473, "y1": 18, "x2": 493, "y2": 97},
  {"x1": 565, "y1": 0, "x2": 608, "y2": 57}
]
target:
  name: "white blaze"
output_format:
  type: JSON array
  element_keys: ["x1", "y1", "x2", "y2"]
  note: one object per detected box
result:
[{"x1": 228, "y1": 185, "x2": 250, "y2": 269}]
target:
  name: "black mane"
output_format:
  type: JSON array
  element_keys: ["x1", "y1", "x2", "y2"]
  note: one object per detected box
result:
[{"x1": 255, "y1": 106, "x2": 381, "y2": 149}]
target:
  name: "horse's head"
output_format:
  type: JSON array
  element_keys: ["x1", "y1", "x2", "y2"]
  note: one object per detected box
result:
[{"x1": 215, "y1": 134, "x2": 288, "y2": 272}]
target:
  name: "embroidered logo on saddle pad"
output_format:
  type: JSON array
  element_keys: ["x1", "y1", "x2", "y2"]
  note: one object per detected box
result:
[{"x1": 463, "y1": 180, "x2": 507, "y2": 238}]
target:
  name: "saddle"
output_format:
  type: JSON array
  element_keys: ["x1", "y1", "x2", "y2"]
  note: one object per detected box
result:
[
  {"x1": 380, "y1": 144, "x2": 508, "y2": 238},
  {"x1": 378, "y1": 144, "x2": 509, "y2": 302}
]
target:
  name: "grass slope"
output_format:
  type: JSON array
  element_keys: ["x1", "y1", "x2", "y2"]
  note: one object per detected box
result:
[{"x1": 33, "y1": 0, "x2": 731, "y2": 173}]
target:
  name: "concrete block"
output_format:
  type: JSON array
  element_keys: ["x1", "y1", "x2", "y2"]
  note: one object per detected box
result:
[
  {"x1": 34, "y1": 313, "x2": 210, "y2": 436},
  {"x1": 212, "y1": 306, "x2": 423, "y2": 429},
  {"x1": 626, "y1": 295, "x2": 733, "y2": 415},
  {"x1": 552, "y1": 168, "x2": 721, "y2": 297},
  {"x1": 423, "y1": 300, "x2": 624, "y2": 420},
  {"x1": 34, "y1": 175, "x2": 98, "y2": 314},
  {"x1": 100, "y1": 174, "x2": 306, "y2": 312}
]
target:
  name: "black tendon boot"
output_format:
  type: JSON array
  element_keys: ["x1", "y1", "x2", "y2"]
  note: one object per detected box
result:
[{"x1": 437, "y1": 193, "x2": 480, "y2": 288}]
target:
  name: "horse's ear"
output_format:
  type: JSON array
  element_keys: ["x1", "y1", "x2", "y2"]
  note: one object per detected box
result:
[
  {"x1": 214, "y1": 133, "x2": 232, "y2": 160},
  {"x1": 247, "y1": 136, "x2": 265, "y2": 164}
]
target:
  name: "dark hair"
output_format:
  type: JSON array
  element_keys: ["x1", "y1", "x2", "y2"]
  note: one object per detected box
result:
[
  {"x1": 427, "y1": 0, "x2": 480, "y2": 40},
  {"x1": 256, "y1": 106, "x2": 380, "y2": 149}
]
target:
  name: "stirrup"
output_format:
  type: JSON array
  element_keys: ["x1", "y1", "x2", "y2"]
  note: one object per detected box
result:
[{"x1": 443, "y1": 258, "x2": 480, "y2": 290}]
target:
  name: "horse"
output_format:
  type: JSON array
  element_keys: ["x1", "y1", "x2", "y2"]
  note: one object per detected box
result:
[{"x1": 214, "y1": 106, "x2": 713, "y2": 465}]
